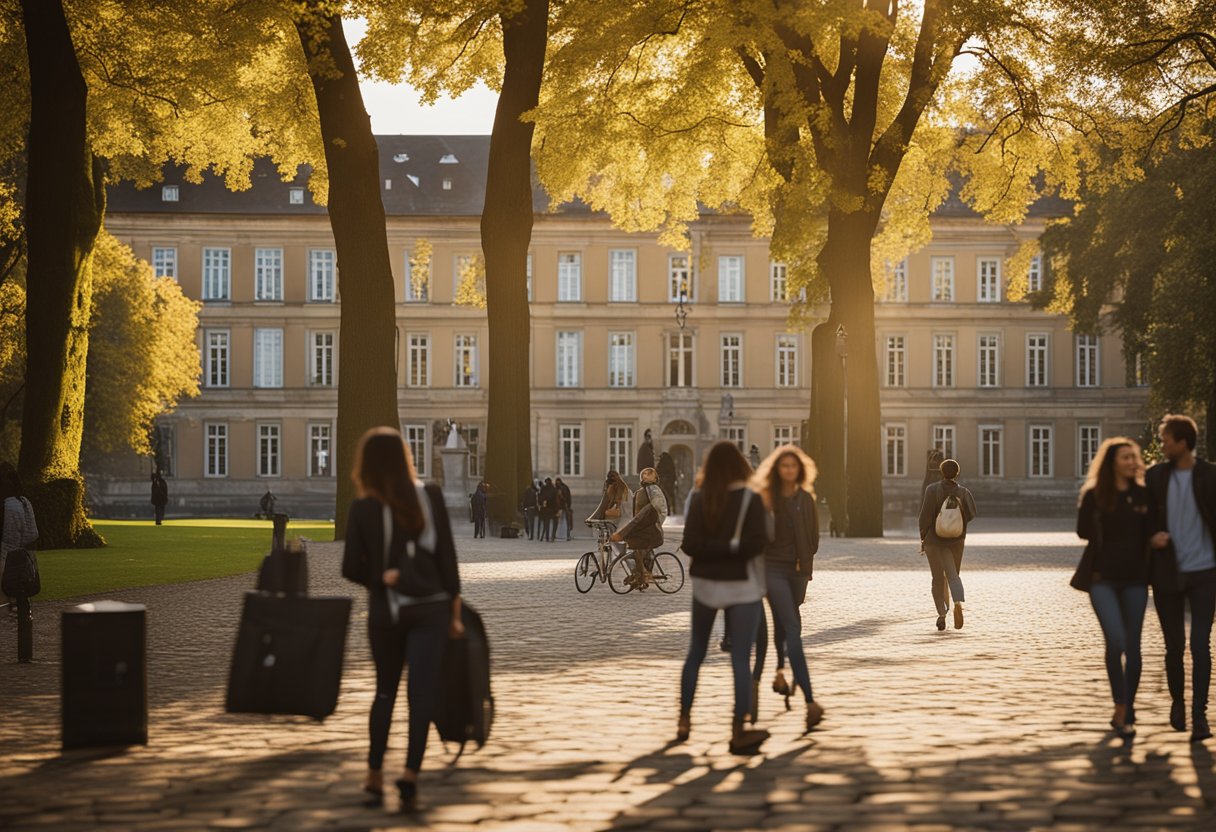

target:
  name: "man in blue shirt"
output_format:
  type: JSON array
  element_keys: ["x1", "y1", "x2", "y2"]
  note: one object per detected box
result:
[{"x1": 1148, "y1": 414, "x2": 1216, "y2": 742}]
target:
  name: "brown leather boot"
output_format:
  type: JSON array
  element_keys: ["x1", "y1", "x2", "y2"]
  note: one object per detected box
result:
[
  {"x1": 729, "y1": 717, "x2": 769, "y2": 755},
  {"x1": 676, "y1": 709, "x2": 691, "y2": 742},
  {"x1": 806, "y1": 700, "x2": 825, "y2": 731}
]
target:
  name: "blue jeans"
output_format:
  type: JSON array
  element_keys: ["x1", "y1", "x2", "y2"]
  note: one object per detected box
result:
[
  {"x1": 680, "y1": 598, "x2": 763, "y2": 719},
  {"x1": 1089, "y1": 581, "x2": 1148, "y2": 712},
  {"x1": 766, "y1": 564, "x2": 813, "y2": 702}
]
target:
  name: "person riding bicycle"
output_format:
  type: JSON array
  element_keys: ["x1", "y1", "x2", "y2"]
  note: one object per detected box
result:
[
  {"x1": 587, "y1": 470, "x2": 632, "y2": 523},
  {"x1": 612, "y1": 467, "x2": 667, "y2": 589}
]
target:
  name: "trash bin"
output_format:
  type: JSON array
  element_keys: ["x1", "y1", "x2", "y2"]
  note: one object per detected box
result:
[{"x1": 62, "y1": 601, "x2": 147, "y2": 750}]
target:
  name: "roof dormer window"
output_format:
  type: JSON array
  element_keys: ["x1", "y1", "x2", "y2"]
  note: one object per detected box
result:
[
  {"x1": 439, "y1": 154, "x2": 459, "y2": 164},
  {"x1": 406, "y1": 175, "x2": 420, "y2": 187},
  {"x1": 384, "y1": 179, "x2": 392, "y2": 190},
  {"x1": 161, "y1": 185, "x2": 179, "y2": 202},
  {"x1": 289, "y1": 187, "x2": 304, "y2": 205},
  {"x1": 442, "y1": 179, "x2": 452, "y2": 190},
  {"x1": 392, "y1": 153, "x2": 409, "y2": 163}
]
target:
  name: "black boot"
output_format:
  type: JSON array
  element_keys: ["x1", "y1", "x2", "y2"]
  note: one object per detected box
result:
[{"x1": 729, "y1": 717, "x2": 768, "y2": 755}]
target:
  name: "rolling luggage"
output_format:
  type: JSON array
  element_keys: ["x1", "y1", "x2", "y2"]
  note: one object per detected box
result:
[
  {"x1": 434, "y1": 603, "x2": 493, "y2": 758},
  {"x1": 255, "y1": 539, "x2": 309, "y2": 596}
]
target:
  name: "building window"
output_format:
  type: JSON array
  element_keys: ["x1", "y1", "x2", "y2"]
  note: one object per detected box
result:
[
  {"x1": 467, "y1": 426, "x2": 481, "y2": 477},
  {"x1": 258, "y1": 423, "x2": 281, "y2": 478},
  {"x1": 311, "y1": 330, "x2": 335, "y2": 386},
  {"x1": 309, "y1": 423, "x2": 332, "y2": 478},
  {"x1": 933, "y1": 424, "x2": 956, "y2": 460},
  {"x1": 609, "y1": 249, "x2": 637, "y2": 302},
  {"x1": 1029, "y1": 424, "x2": 1053, "y2": 478},
  {"x1": 558, "y1": 252, "x2": 582, "y2": 302},
  {"x1": 407, "y1": 334, "x2": 430, "y2": 388},
  {"x1": 1078, "y1": 424, "x2": 1102, "y2": 476},
  {"x1": 153, "y1": 423, "x2": 175, "y2": 478},
  {"x1": 202, "y1": 247, "x2": 231, "y2": 301},
  {"x1": 933, "y1": 334, "x2": 955, "y2": 388},
  {"x1": 559, "y1": 424, "x2": 583, "y2": 477},
  {"x1": 931, "y1": 256, "x2": 954, "y2": 302},
  {"x1": 978, "y1": 257, "x2": 1001, "y2": 303},
  {"x1": 718, "y1": 255, "x2": 744, "y2": 303},
  {"x1": 161, "y1": 185, "x2": 179, "y2": 202},
  {"x1": 1027, "y1": 255, "x2": 1043, "y2": 293},
  {"x1": 1076, "y1": 334, "x2": 1100, "y2": 387},
  {"x1": 309, "y1": 249, "x2": 336, "y2": 302},
  {"x1": 255, "y1": 247, "x2": 284, "y2": 301},
  {"x1": 404, "y1": 424, "x2": 428, "y2": 477},
  {"x1": 721, "y1": 334, "x2": 742, "y2": 388},
  {"x1": 884, "y1": 259, "x2": 908, "y2": 303},
  {"x1": 884, "y1": 423, "x2": 907, "y2": 476},
  {"x1": 669, "y1": 254, "x2": 693, "y2": 302},
  {"x1": 152, "y1": 247, "x2": 177, "y2": 279},
  {"x1": 205, "y1": 423, "x2": 227, "y2": 478},
  {"x1": 608, "y1": 332, "x2": 635, "y2": 388},
  {"x1": 885, "y1": 335, "x2": 906, "y2": 388},
  {"x1": 722, "y1": 426, "x2": 746, "y2": 452},
  {"x1": 978, "y1": 334, "x2": 1000, "y2": 388},
  {"x1": 556, "y1": 331, "x2": 582, "y2": 388},
  {"x1": 776, "y1": 334, "x2": 798, "y2": 387},
  {"x1": 770, "y1": 262, "x2": 789, "y2": 302},
  {"x1": 405, "y1": 253, "x2": 429, "y2": 303},
  {"x1": 980, "y1": 426, "x2": 1004, "y2": 477},
  {"x1": 289, "y1": 187, "x2": 305, "y2": 205},
  {"x1": 253, "y1": 328, "x2": 283, "y2": 389},
  {"x1": 1026, "y1": 333, "x2": 1049, "y2": 387},
  {"x1": 773, "y1": 424, "x2": 798, "y2": 448},
  {"x1": 205, "y1": 330, "x2": 229, "y2": 388},
  {"x1": 1133, "y1": 352, "x2": 1149, "y2": 387},
  {"x1": 668, "y1": 331, "x2": 694, "y2": 388},
  {"x1": 454, "y1": 334, "x2": 478, "y2": 387},
  {"x1": 608, "y1": 424, "x2": 634, "y2": 476}
]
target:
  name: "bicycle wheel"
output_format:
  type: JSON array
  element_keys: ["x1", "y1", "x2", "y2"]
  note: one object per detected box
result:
[
  {"x1": 575, "y1": 552, "x2": 599, "y2": 593},
  {"x1": 650, "y1": 552, "x2": 685, "y2": 594},
  {"x1": 607, "y1": 551, "x2": 637, "y2": 594}
]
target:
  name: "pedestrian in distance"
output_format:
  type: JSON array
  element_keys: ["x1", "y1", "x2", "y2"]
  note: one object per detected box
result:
[
  {"x1": 752, "y1": 445, "x2": 825, "y2": 732},
  {"x1": 637, "y1": 429, "x2": 655, "y2": 475},
  {"x1": 587, "y1": 470, "x2": 632, "y2": 523},
  {"x1": 1146, "y1": 413, "x2": 1216, "y2": 742},
  {"x1": 657, "y1": 451, "x2": 677, "y2": 514},
  {"x1": 1075, "y1": 436, "x2": 1153, "y2": 738},
  {"x1": 151, "y1": 470, "x2": 168, "y2": 525},
  {"x1": 918, "y1": 458, "x2": 977, "y2": 631},
  {"x1": 676, "y1": 441, "x2": 771, "y2": 755},
  {"x1": 0, "y1": 463, "x2": 38, "y2": 618},
  {"x1": 611, "y1": 467, "x2": 667, "y2": 588},
  {"x1": 471, "y1": 481, "x2": 488, "y2": 539},
  {"x1": 538, "y1": 477, "x2": 558, "y2": 542},
  {"x1": 341, "y1": 427, "x2": 464, "y2": 812},
  {"x1": 520, "y1": 481, "x2": 538, "y2": 540},
  {"x1": 556, "y1": 477, "x2": 574, "y2": 541},
  {"x1": 748, "y1": 444, "x2": 762, "y2": 471}
]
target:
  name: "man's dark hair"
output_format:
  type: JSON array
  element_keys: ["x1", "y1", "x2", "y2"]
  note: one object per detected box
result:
[
  {"x1": 940, "y1": 458, "x2": 960, "y2": 480},
  {"x1": 1160, "y1": 413, "x2": 1198, "y2": 451}
]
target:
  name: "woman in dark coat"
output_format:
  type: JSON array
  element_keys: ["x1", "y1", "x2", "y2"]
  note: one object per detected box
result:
[
  {"x1": 471, "y1": 481, "x2": 488, "y2": 539},
  {"x1": 538, "y1": 478, "x2": 558, "y2": 542},
  {"x1": 342, "y1": 427, "x2": 463, "y2": 812}
]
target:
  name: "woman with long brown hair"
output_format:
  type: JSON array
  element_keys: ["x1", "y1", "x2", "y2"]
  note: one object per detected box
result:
[
  {"x1": 753, "y1": 445, "x2": 825, "y2": 731},
  {"x1": 342, "y1": 427, "x2": 463, "y2": 812},
  {"x1": 1076, "y1": 436, "x2": 1153, "y2": 737},
  {"x1": 677, "y1": 441, "x2": 771, "y2": 754}
]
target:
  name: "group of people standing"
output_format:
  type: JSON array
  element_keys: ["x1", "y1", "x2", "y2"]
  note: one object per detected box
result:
[
  {"x1": 1075, "y1": 413, "x2": 1216, "y2": 742},
  {"x1": 518, "y1": 476, "x2": 574, "y2": 541}
]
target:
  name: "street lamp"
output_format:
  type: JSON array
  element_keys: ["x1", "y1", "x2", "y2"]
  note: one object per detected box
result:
[{"x1": 835, "y1": 324, "x2": 849, "y2": 536}]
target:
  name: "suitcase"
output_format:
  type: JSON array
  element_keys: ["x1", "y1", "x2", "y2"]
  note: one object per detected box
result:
[
  {"x1": 255, "y1": 541, "x2": 309, "y2": 596},
  {"x1": 434, "y1": 603, "x2": 493, "y2": 757},
  {"x1": 225, "y1": 592, "x2": 351, "y2": 720},
  {"x1": 61, "y1": 601, "x2": 147, "y2": 749}
]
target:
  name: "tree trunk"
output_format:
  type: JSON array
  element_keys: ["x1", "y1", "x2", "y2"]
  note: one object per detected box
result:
[
  {"x1": 294, "y1": 7, "x2": 399, "y2": 539},
  {"x1": 811, "y1": 208, "x2": 885, "y2": 537},
  {"x1": 17, "y1": 0, "x2": 104, "y2": 548},
  {"x1": 482, "y1": 0, "x2": 548, "y2": 528}
]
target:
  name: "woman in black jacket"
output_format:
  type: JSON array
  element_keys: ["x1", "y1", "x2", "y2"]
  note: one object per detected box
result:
[
  {"x1": 342, "y1": 427, "x2": 463, "y2": 812},
  {"x1": 678, "y1": 441, "x2": 770, "y2": 754},
  {"x1": 754, "y1": 445, "x2": 825, "y2": 732},
  {"x1": 1077, "y1": 437, "x2": 1153, "y2": 737}
]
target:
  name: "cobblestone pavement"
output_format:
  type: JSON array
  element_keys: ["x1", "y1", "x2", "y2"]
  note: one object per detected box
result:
[{"x1": 3, "y1": 520, "x2": 1216, "y2": 830}]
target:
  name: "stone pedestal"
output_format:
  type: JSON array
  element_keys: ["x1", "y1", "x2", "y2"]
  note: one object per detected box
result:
[{"x1": 440, "y1": 433, "x2": 471, "y2": 518}]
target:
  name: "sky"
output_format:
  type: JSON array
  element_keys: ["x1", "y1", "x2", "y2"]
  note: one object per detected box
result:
[{"x1": 343, "y1": 18, "x2": 498, "y2": 136}]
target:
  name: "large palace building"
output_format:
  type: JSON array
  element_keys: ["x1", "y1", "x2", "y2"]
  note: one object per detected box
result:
[{"x1": 95, "y1": 135, "x2": 1149, "y2": 521}]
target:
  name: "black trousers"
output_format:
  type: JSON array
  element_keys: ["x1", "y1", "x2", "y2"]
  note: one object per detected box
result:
[
  {"x1": 154, "y1": 504, "x2": 165, "y2": 524},
  {"x1": 1154, "y1": 567, "x2": 1216, "y2": 716},
  {"x1": 523, "y1": 508, "x2": 535, "y2": 539}
]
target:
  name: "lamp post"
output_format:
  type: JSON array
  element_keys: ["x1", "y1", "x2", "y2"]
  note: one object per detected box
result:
[
  {"x1": 675, "y1": 278, "x2": 689, "y2": 330},
  {"x1": 835, "y1": 324, "x2": 849, "y2": 536}
]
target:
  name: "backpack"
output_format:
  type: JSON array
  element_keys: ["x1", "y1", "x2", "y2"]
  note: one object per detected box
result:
[
  {"x1": 434, "y1": 603, "x2": 493, "y2": 761},
  {"x1": 935, "y1": 492, "x2": 965, "y2": 539},
  {"x1": 2, "y1": 548, "x2": 40, "y2": 598}
]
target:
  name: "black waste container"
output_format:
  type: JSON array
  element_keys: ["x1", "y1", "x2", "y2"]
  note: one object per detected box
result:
[{"x1": 62, "y1": 601, "x2": 147, "y2": 750}]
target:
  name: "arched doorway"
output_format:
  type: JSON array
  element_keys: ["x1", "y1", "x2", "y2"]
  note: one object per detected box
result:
[{"x1": 667, "y1": 443, "x2": 695, "y2": 514}]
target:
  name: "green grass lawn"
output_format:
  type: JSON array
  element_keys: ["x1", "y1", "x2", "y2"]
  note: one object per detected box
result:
[{"x1": 32, "y1": 519, "x2": 335, "y2": 602}]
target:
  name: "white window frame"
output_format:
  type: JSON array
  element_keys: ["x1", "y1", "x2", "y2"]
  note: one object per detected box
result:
[
  {"x1": 407, "y1": 333, "x2": 431, "y2": 388},
  {"x1": 526, "y1": 253, "x2": 533, "y2": 302},
  {"x1": 884, "y1": 423, "x2": 907, "y2": 477},
  {"x1": 556, "y1": 331, "x2": 582, "y2": 388},
  {"x1": 1078, "y1": 424, "x2": 1102, "y2": 477},
  {"x1": 257, "y1": 423, "x2": 282, "y2": 478},
  {"x1": 933, "y1": 333, "x2": 955, "y2": 388},
  {"x1": 722, "y1": 426, "x2": 746, "y2": 452},
  {"x1": 253, "y1": 328, "x2": 284, "y2": 389},
  {"x1": 1029, "y1": 424, "x2": 1054, "y2": 478},
  {"x1": 404, "y1": 423, "x2": 428, "y2": 477},
  {"x1": 669, "y1": 254, "x2": 694, "y2": 302},
  {"x1": 254, "y1": 247, "x2": 284, "y2": 302},
  {"x1": 1027, "y1": 255, "x2": 1043, "y2": 293},
  {"x1": 932, "y1": 424, "x2": 956, "y2": 460},
  {"x1": 204, "y1": 329, "x2": 230, "y2": 388},
  {"x1": 1026, "y1": 332, "x2": 1049, "y2": 387},
  {"x1": 1076, "y1": 334, "x2": 1100, "y2": 388},
  {"x1": 310, "y1": 330, "x2": 336, "y2": 387},
  {"x1": 202, "y1": 247, "x2": 231, "y2": 301},
  {"x1": 977, "y1": 257, "x2": 1001, "y2": 303},
  {"x1": 308, "y1": 422, "x2": 333, "y2": 478},
  {"x1": 773, "y1": 424, "x2": 798, "y2": 449},
  {"x1": 885, "y1": 335, "x2": 906, "y2": 388},
  {"x1": 454, "y1": 334, "x2": 479, "y2": 388},
  {"x1": 608, "y1": 331, "x2": 635, "y2": 388},
  {"x1": 405, "y1": 252, "x2": 429, "y2": 303},
  {"x1": 668, "y1": 331, "x2": 694, "y2": 388},
  {"x1": 770, "y1": 262, "x2": 788, "y2": 302},
  {"x1": 559, "y1": 423, "x2": 583, "y2": 477},
  {"x1": 152, "y1": 246, "x2": 177, "y2": 280},
  {"x1": 931, "y1": 256, "x2": 955, "y2": 302},
  {"x1": 558, "y1": 252, "x2": 582, "y2": 302},
  {"x1": 205, "y1": 423, "x2": 228, "y2": 478},
  {"x1": 309, "y1": 249, "x2": 336, "y2": 302},
  {"x1": 718, "y1": 255, "x2": 744, "y2": 303},
  {"x1": 884, "y1": 259, "x2": 908, "y2": 303},
  {"x1": 608, "y1": 424, "x2": 634, "y2": 476},
  {"x1": 608, "y1": 249, "x2": 637, "y2": 302},
  {"x1": 289, "y1": 187, "x2": 305, "y2": 205},
  {"x1": 977, "y1": 333, "x2": 1001, "y2": 388},
  {"x1": 721, "y1": 333, "x2": 743, "y2": 388},
  {"x1": 776, "y1": 333, "x2": 798, "y2": 388},
  {"x1": 979, "y1": 425, "x2": 1004, "y2": 478},
  {"x1": 161, "y1": 185, "x2": 180, "y2": 202}
]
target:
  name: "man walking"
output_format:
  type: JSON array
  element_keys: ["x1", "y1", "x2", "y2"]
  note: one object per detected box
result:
[
  {"x1": 1147, "y1": 413, "x2": 1216, "y2": 742},
  {"x1": 556, "y1": 477, "x2": 574, "y2": 541},
  {"x1": 538, "y1": 477, "x2": 558, "y2": 542},
  {"x1": 520, "y1": 480, "x2": 538, "y2": 540},
  {"x1": 151, "y1": 470, "x2": 168, "y2": 525}
]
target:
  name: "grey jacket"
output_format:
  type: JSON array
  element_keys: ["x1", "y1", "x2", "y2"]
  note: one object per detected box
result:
[
  {"x1": 918, "y1": 480, "x2": 977, "y2": 545},
  {"x1": 618, "y1": 483, "x2": 666, "y2": 549}
]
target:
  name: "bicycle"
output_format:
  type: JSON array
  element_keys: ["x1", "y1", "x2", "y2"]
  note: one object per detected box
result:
[{"x1": 574, "y1": 520, "x2": 685, "y2": 595}]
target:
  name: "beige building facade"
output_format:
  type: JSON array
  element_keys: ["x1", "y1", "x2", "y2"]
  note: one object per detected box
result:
[{"x1": 93, "y1": 136, "x2": 1148, "y2": 521}]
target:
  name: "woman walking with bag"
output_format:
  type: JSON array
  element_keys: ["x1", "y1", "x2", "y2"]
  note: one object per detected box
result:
[
  {"x1": 754, "y1": 445, "x2": 825, "y2": 731},
  {"x1": 918, "y1": 458, "x2": 977, "y2": 630},
  {"x1": 343, "y1": 427, "x2": 463, "y2": 812},
  {"x1": 1075, "y1": 437, "x2": 1153, "y2": 737},
  {"x1": 677, "y1": 441, "x2": 771, "y2": 754}
]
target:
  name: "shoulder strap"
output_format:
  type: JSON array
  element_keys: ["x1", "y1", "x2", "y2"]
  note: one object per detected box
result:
[{"x1": 732, "y1": 489, "x2": 753, "y2": 545}]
